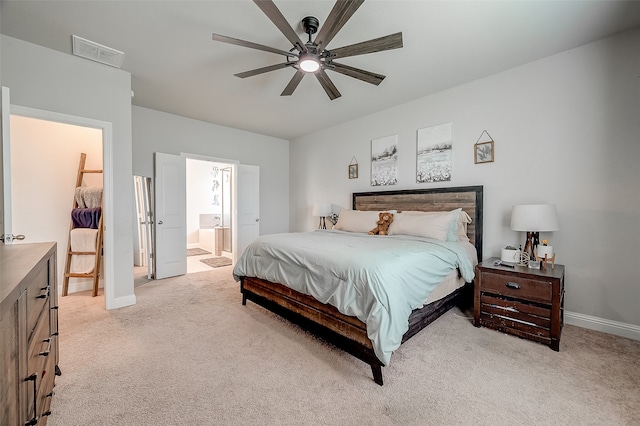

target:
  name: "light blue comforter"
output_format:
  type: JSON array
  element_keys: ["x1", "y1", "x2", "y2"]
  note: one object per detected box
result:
[{"x1": 232, "y1": 230, "x2": 476, "y2": 365}]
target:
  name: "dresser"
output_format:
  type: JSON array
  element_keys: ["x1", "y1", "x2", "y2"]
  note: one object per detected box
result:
[
  {"x1": 1, "y1": 242, "x2": 59, "y2": 425},
  {"x1": 474, "y1": 257, "x2": 565, "y2": 351}
]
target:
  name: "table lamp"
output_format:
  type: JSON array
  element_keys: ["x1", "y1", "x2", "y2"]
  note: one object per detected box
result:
[
  {"x1": 312, "y1": 202, "x2": 332, "y2": 229},
  {"x1": 511, "y1": 204, "x2": 559, "y2": 263}
]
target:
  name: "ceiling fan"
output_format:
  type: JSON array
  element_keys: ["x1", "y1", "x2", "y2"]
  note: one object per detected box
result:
[{"x1": 212, "y1": 0, "x2": 403, "y2": 100}]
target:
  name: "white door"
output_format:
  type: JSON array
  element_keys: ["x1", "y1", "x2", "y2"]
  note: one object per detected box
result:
[
  {"x1": 154, "y1": 152, "x2": 186, "y2": 279},
  {"x1": 236, "y1": 164, "x2": 260, "y2": 260},
  {"x1": 1, "y1": 86, "x2": 13, "y2": 243}
]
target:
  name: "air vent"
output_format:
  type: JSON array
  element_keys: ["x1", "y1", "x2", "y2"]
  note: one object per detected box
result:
[{"x1": 72, "y1": 35, "x2": 124, "y2": 68}]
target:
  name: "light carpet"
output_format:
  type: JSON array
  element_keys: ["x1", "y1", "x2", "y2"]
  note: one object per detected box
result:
[{"x1": 50, "y1": 267, "x2": 640, "y2": 425}]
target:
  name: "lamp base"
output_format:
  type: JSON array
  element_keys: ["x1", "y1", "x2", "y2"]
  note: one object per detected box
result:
[
  {"x1": 523, "y1": 231, "x2": 540, "y2": 262},
  {"x1": 318, "y1": 217, "x2": 326, "y2": 230}
]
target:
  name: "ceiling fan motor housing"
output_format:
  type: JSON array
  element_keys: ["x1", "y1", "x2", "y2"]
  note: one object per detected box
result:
[{"x1": 302, "y1": 16, "x2": 319, "y2": 36}]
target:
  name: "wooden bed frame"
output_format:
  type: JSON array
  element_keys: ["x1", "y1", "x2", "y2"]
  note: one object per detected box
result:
[{"x1": 239, "y1": 186, "x2": 483, "y2": 385}]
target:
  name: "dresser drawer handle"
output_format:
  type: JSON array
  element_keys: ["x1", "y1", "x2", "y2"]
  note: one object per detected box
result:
[
  {"x1": 39, "y1": 338, "x2": 52, "y2": 357},
  {"x1": 505, "y1": 282, "x2": 521, "y2": 290}
]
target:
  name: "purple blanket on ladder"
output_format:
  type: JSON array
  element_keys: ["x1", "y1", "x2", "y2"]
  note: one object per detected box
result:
[{"x1": 71, "y1": 207, "x2": 102, "y2": 229}]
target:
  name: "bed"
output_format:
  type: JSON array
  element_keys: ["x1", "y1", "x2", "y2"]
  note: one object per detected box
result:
[{"x1": 233, "y1": 186, "x2": 483, "y2": 385}]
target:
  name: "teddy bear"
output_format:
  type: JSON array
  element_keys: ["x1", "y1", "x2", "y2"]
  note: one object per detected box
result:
[{"x1": 369, "y1": 212, "x2": 394, "y2": 235}]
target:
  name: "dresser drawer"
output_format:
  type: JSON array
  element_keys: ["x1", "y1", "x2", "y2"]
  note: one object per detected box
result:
[
  {"x1": 24, "y1": 309, "x2": 51, "y2": 425},
  {"x1": 481, "y1": 272, "x2": 552, "y2": 304},
  {"x1": 26, "y1": 266, "x2": 50, "y2": 338}
]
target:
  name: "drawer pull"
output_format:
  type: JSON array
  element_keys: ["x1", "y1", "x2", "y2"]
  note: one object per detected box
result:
[
  {"x1": 25, "y1": 373, "x2": 38, "y2": 425},
  {"x1": 36, "y1": 294, "x2": 47, "y2": 299},
  {"x1": 505, "y1": 282, "x2": 521, "y2": 290},
  {"x1": 39, "y1": 338, "x2": 52, "y2": 357}
]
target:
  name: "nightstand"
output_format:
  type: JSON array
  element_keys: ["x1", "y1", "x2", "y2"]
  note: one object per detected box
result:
[{"x1": 474, "y1": 257, "x2": 565, "y2": 351}]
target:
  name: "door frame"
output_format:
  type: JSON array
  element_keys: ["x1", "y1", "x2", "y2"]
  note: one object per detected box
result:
[
  {"x1": 9, "y1": 104, "x2": 115, "y2": 309},
  {"x1": 182, "y1": 153, "x2": 239, "y2": 263}
]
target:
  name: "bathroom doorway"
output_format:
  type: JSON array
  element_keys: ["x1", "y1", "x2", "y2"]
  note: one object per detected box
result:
[{"x1": 186, "y1": 158, "x2": 234, "y2": 273}]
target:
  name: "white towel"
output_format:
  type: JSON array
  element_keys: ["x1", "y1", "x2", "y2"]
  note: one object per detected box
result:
[{"x1": 70, "y1": 228, "x2": 98, "y2": 273}]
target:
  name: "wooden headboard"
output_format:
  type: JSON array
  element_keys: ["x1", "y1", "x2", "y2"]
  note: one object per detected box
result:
[{"x1": 352, "y1": 186, "x2": 484, "y2": 261}]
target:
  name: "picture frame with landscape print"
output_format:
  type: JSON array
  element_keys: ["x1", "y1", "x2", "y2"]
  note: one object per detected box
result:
[
  {"x1": 416, "y1": 122, "x2": 453, "y2": 183},
  {"x1": 371, "y1": 135, "x2": 398, "y2": 186}
]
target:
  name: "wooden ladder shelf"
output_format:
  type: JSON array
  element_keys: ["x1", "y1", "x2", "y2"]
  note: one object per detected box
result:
[{"x1": 62, "y1": 153, "x2": 104, "y2": 297}]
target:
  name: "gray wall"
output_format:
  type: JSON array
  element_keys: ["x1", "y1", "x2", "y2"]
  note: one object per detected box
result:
[
  {"x1": 290, "y1": 28, "x2": 640, "y2": 334},
  {"x1": 1, "y1": 35, "x2": 135, "y2": 306},
  {"x1": 132, "y1": 106, "x2": 289, "y2": 237}
]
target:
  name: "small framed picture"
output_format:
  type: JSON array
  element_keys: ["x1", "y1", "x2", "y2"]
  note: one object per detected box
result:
[
  {"x1": 348, "y1": 163, "x2": 358, "y2": 179},
  {"x1": 474, "y1": 141, "x2": 494, "y2": 164}
]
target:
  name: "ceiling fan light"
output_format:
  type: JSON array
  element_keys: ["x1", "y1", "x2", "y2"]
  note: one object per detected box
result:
[{"x1": 299, "y1": 54, "x2": 320, "y2": 73}]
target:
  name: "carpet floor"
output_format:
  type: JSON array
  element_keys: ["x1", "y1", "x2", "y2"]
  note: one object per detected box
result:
[{"x1": 50, "y1": 267, "x2": 640, "y2": 425}]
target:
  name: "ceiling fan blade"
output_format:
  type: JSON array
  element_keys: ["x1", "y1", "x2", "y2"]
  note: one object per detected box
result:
[
  {"x1": 315, "y1": 69, "x2": 342, "y2": 100},
  {"x1": 314, "y1": 0, "x2": 364, "y2": 53},
  {"x1": 253, "y1": 0, "x2": 306, "y2": 52},
  {"x1": 212, "y1": 33, "x2": 298, "y2": 58},
  {"x1": 281, "y1": 70, "x2": 305, "y2": 96},
  {"x1": 329, "y1": 32, "x2": 403, "y2": 59},
  {"x1": 235, "y1": 62, "x2": 296, "y2": 79},
  {"x1": 329, "y1": 62, "x2": 385, "y2": 86}
]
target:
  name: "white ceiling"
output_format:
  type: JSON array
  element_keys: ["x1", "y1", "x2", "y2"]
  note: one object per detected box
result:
[{"x1": 2, "y1": 1, "x2": 640, "y2": 140}]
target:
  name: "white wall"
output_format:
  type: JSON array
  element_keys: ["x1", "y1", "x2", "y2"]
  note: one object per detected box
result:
[
  {"x1": 132, "y1": 106, "x2": 289, "y2": 237},
  {"x1": 1, "y1": 35, "x2": 135, "y2": 308},
  {"x1": 290, "y1": 28, "x2": 640, "y2": 332},
  {"x1": 10, "y1": 115, "x2": 103, "y2": 292}
]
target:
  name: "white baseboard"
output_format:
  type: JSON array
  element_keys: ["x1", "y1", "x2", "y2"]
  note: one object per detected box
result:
[
  {"x1": 57, "y1": 280, "x2": 135, "y2": 309},
  {"x1": 565, "y1": 311, "x2": 640, "y2": 341},
  {"x1": 59, "y1": 279, "x2": 103, "y2": 295},
  {"x1": 111, "y1": 294, "x2": 136, "y2": 309}
]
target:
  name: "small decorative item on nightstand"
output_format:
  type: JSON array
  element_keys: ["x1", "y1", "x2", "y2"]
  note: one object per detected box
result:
[
  {"x1": 501, "y1": 245, "x2": 520, "y2": 263},
  {"x1": 536, "y1": 239, "x2": 556, "y2": 269}
]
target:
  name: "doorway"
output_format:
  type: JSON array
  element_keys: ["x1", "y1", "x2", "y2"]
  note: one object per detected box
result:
[
  {"x1": 151, "y1": 153, "x2": 258, "y2": 280},
  {"x1": 9, "y1": 114, "x2": 105, "y2": 295},
  {"x1": 186, "y1": 158, "x2": 234, "y2": 274}
]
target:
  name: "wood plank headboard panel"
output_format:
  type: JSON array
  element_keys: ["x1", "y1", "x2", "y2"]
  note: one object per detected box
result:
[{"x1": 352, "y1": 186, "x2": 484, "y2": 261}]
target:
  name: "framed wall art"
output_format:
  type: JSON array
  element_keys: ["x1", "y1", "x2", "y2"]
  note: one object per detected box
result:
[
  {"x1": 348, "y1": 157, "x2": 358, "y2": 179},
  {"x1": 371, "y1": 135, "x2": 398, "y2": 186},
  {"x1": 416, "y1": 122, "x2": 453, "y2": 183},
  {"x1": 474, "y1": 130, "x2": 495, "y2": 164}
]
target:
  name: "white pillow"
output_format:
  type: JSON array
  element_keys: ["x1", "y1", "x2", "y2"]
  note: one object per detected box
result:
[
  {"x1": 389, "y1": 208, "x2": 461, "y2": 241},
  {"x1": 399, "y1": 209, "x2": 472, "y2": 242},
  {"x1": 457, "y1": 211, "x2": 472, "y2": 242},
  {"x1": 333, "y1": 210, "x2": 381, "y2": 233}
]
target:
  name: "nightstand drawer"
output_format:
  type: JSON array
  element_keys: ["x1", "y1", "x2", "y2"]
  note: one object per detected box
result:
[{"x1": 481, "y1": 272, "x2": 552, "y2": 304}]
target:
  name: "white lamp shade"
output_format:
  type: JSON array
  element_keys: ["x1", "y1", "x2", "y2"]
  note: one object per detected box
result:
[
  {"x1": 312, "y1": 203, "x2": 332, "y2": 217},
  {"x1": 511, "y1": 204, "x2": 559, "y2": 231}
]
